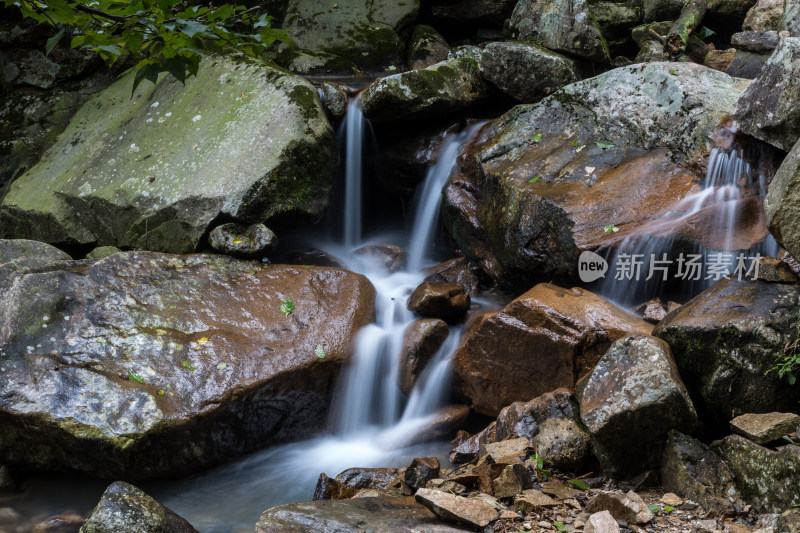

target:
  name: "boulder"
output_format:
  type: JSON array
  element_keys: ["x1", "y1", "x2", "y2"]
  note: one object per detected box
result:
[
  {"x1": 514, "y1": 489, "x2": 559, "y2": 514},
  {"x1": 483, "y1": 438, "x2": 530, "y2": 463},
  {"x1": 276, "y1": 0, "x2": 419, "y2": 75},
  {"x1": 0, "y1": 56, "x2": 337, "y2": 254},
  {"x1": 478, "y1": 42, "x2": 580, "y2": 103},
  {"x1": 354, "y1": 243, "x2": 408, "y2": 273},
  {"x1": 404, "y1": 404, "x2": 471, "y2": 444},
  {"x1": 336, "y1": 467, "x2": 401, "y2": 492},
  {"x1": 732, "y1": 38, "x2": 800, "y2": 151},
  {"x1": 443, "y1": 63, "x2": 751, "y2": 287},
  {"x1": 492, "y1": 464, "x2": 533, "y2": 497},
  {"x1": 579, "y1": 335, "x2": 697, "y2": 477},
  {"x1": 730, "y1": 412, "x2": 800, "y2": 444},
  {"x1": 255, "y1": 496, "x2": 472, "y2": 532},
  {"x1": 414, "y1": 489, "x2": 498, "y2": 528},
  {"x1": 407, "y1": 281, "x2": 470, "y2": 323},
  {"x1": 0, "y1": 252, "x2": 375, "y2": 479},
  {"x1": 723, "y1": 49, "x2": 770, "y2": 79},
  {"x1": 591, "y1": 2, "x2": 643, "y2": 55},
  {"x1": 404, "y1": 457, "x2": 441, "y2": 490},
  {"x1": 361, "y1": 58, "x2": 488, "y2": 123},
  {"x1": 320, "y1": 82, "x2": 349, "y2": 121},
  {"x1": 399, "y1": 319, "x2": 450, "y2": 395},
  {"x1": 85, "y1": 246, "x2": 122, "y2": 260},
  {"x1": 422, "y1": 257, "x2": 479, "y2": 295},
  {"x1": 208, "y1": 222, "x2": 277, "y2": 258},
  {"x1": 712, "y1": 434, "x2": 800, "y2": 512},
  {"x1": 313, "y1": 473, "x2": 358, "y2": 501},
  {"x1": 786, "y1": 0, "x2": 800, "y2": 35},
  {"x1": 407, "y1": 25, "x2": 450, "y2": 70},
  {"x1": 743, "y1": 0, "x2": 785, "y2": 30},
  {"x1": 453, "y1": 284, "x2": 652, "y2": 416},
  {"x1": 707, "y1": 0, "x2": 759, "y2": 18},
  {"x1": 585, "y1": 490, "x2": 653, "y2": 525},
  {"x1": 653, "y1": 277, "x2": 800, "y2": 429},
  {"x1": 425, "y1": 0, "x2": 517, "y2": 27},
  {"x1": 531, "y1": 418, "x2": 592, "y2": 471},
  {"x1": 504, "y1": 0, "x2": 611, "y2": 63},
  {"x1": 765, "y1": 137, "x2": 800, "y2": 260},
  {"x1": 0, "y1": 238, "x2": 71, "y2": 276},
  {"x1": 643, "y1": 0, "x2": 684, "y2": 21},
  {"x1": 79, "y1": 481, "x2": 197, "y2": 533},
  {"x1": 731, "y1": 31, "x2": 779, "y2": 53},
  {"x1": 585, "y1": 510, "x2": 621, "y2": 533},
  {"x1": 495, "y1": 388, "x2": 582, "y2": 442},
  {"x1": 284, "y1": 248, "x2": 345, "y2": 268}
]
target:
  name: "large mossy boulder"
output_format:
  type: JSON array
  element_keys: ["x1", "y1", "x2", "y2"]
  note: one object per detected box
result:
[
  {"x1": 765, "y1": 137, "x2": 800, "y2": 261},
  {"x1": 579, "y1": 335, "x2": 697, "y2": 478},
  {"x1": 732, "y1": 37, "x2": 800, "y2": 152},
  {"x1": 0, "y1": 55, "x2": 337, "y2": 254},
  {"x1": 255, "y1": 497, "x2": 471, "y2": 532},
  {"x1": 653, "y1": 277, "x2": 800, "y2": 430},
  {"x1": 443, "y1": 62, "x2": 752, "y2": 288},
  {"x1": 80, "y1": 481, "x2": 197, "y2": 533},
  {"x1": 0, "y1": 250, "x2": 375, "y2": 479},
  {"x1": 277, "y1": 0, "x2": 419, "y2": 75},
  {"x1": 504, "y1": 0, "x2": 611, "y2": 63},
  {"x1": 361, "y1": 58, "x2": 487, "y2": 122},
  {"x1": 452, "y1": 283, "x2": 652, "y2": 416}
]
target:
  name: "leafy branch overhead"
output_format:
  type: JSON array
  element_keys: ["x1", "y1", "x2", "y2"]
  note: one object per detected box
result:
[{"x1": 5, "y1": 0, "x2": 292, "y2": 94}]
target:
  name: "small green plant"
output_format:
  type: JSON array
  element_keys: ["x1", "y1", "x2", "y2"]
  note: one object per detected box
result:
[
  {"x1": 604, "y1": 224, "x2": 619, "y2": 233},
  {"x1": 553, "y1": 521, "x2": 568, "y2": 532},
  {"x1": 181, "y1": 359, "x2": 197, "y2": 371},
  {"x1": 669, "y1": 68, "x2": 680, "y2": 75},
  {"x1": 596, "y1": 140, "x2": 615, "y2": 150},
  {"x1": 280, "y1": 299, "x2": 295, "y2": 316},
  {"x1": 529, "y1": 176, "x2": 540, "y2": 183},
  {"x1": 127, "y1": 371, "x2": 144, "y2": 383},
  {"x1": 315, "y1": 344, "x2": 326, "y2": 359},
  {"x1": 530, "y1": 133, "x2": 543, "y2": 143},
  {"x1": 566, "y1": 478, "x2": 589, "y2": 491},
  {"x1": 664, "y1": 505, "x2": 675, "y2": 512},
  {"x1": 531, "y1": 453, "x2": 552, "y2": 478},
  {"x1": 767, "y1": 310, "x2": 800, "y2": 384},
  {"x1": 647, "y1": 503, "x2": 660, "y2": 515}
]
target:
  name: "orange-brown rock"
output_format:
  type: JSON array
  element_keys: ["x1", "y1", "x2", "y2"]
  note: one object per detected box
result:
[
  {"x1": 399, "y1": 319, "x2": 450, "y2": 395},
  {"x1": 452, "y1": 283, "x2": 652, "y2": 416},
  {"x1": 408, "y1": 281, "x2": 470, "y2": 324}
]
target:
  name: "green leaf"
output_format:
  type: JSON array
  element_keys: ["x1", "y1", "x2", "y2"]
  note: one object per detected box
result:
[
  {"x1": 532, "y1": 453, "x2": 544, "y2": 469},
  {"x1": 45, "y1": 26, "x2": 66, "y2": 56},
  {"x1": 664, "y1": 505, "x2": 675, "y2": 512},
  {"x1": 596, "y1": 140, "x2": 615, "y2": 150},
  {"x1": 162, "y1": 55, "x2": 190, "y2": 83},
  {"x1": 529, "y1": 176, "x2": 540, "y2": 183},
  {"x1": 696, "y1": 26, "x2": 716, "y2": 40},
  {"x1": 131, "y1": 62, "x2": 160, "y2": 97},
  {"x1": 553, "y1": 522, "x2": 568, "y2": 532},
  {"x1": 128, "y1": 371, "x2": 144, "y2": 383},
  {"x1": 604, "y1": 224, "x2": 620, "y2": 233},
  {"x1": 648, "y1": 504, "x2": 660, "y2": 515},
  {"x1": 789, "y1": 373, "x2": 797, "y2": 385},
  {"x1": 531, "y1": 133, "x2": 543, "y2": 143},
  {"x1": 566, "y1": 478, "x2": 589, "y2": 491},
  {"x1": 315, "y1": 344, "x2": 326, "y2": 359},
  {"x1": 280, "y1": 299, "x2": 295, "y2": 316},
  {"x1": 181, "y1": 359, "x2": 197, "y2": 371},
  {"x1": 571, "y1": 140, "x2": 578, "y2": 147}
]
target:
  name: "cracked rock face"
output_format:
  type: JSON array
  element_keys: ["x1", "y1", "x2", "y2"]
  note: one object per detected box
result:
[{"x1": 0, "y1": 247, "x2": 375, "y2": 479}]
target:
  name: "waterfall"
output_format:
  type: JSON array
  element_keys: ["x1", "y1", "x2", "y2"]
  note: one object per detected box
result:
[
  {"x1": 598, "y1": 145, "x2": 779, "y2": 306},
  {"x1": 341, "y1": 96, "x2": 365, "y2": 248}
]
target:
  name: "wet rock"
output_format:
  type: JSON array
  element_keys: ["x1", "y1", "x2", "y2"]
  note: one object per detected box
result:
[
  {"x1": 255, "y1": 496, "x2": 472, "y2": 532},
  {"x1": 731, "y1": 31, "x2": 779, "y2": 53},
  {"x1": 443, "y1": 63, "x2": 750, "y2": 287},
  {"x1": 426, "y1": 0, "x2": 517, "y2": 27},
  {"x1": 208, "y1": 222, "x2": 277, "y2": 258},
  {"x1": 399, "y1": 319, "x2": 449, "y2": 395},
  {"x1": 284, "y1": 248, "x2": 345, "y2": 268},
  {"x1": 405, "y1": 457, "x2": 441, "y2": 491},
  {"x1": 276, "y1": 0, "x2": 418, "y2": 75},
  {"x1": 80, "y1": 481, "x2": 196, "y2": 533},
  {"x1": 492, "y1": 464, "x2": 533, "y2": 497},
  {"x1": 585, "y1": 510, "x2": 621, "y2": 533},
  {"x1": 591, "y1": 1, "x2": 643, "y2": 56},
  {"x1": 483, "y1": 438, "x2": 530, "y2": 463},
  {"x1": 407, "y1": 25, "x2": 450, "y2": 70},
  {"x1": 766, "y1": 138, "x2": 800, "y2": 261},
  {"x1": 407, "y1": 281, "x2": 470, "y2": 324},
  {"x1": 531, "y1": 418, "x2": 592, "y2": 472},
  {"x1": 504, "y1": 0, "x2": 610, "y2": 63},
  {"x1": 643, "y1": 0, "x2": 684, "y2": 21},
  {"x1": 453, "y1": 284, "x2": 651, "y2": 416},
  {"x1": 320, "y1": 82, "x2": 348, "y2": 121},
  {"x1": 712, "y1": 434, "x2": 800, "y2": 512},
  {"x1": 414, "y1": 489, "x2": 499, "y2": 528},
  {"x1": 661, "y1": 430, "x2": 739, "y2": 514},
  {"x1": 422, "y1": 257, "x2": 479, "y2": 295},
  {"x1": 0, "y1": 239, "x2": 72, "y2": 289},
  {"x1": 786, "y1": 0, "x2": 800, "y2": 35},
  {"x1": 0, "y1": 252, "x2": 375, "y2": 479},
  {"x1": 514, "y1": 489, "x2": 558, "y2": 514},
  {"x1": 32, "y1": 512, "x2": 85, "y2": 533},
  {"x1": 777, "y1": 509, "x2": 800, "y2": 532},
  {"x1": 743, "y1": 0, "x2": 785, "y2": 30},
  {"x1": 723, "y1": 49, "x2": 770, "y2": 79},
  {"x1": 495, "y1": 388, "x2": 582, "y2": 442},
  {"x1": 730, "y1": 412, "x2": 800, "y2": 444},
  {"x1": 361, "y1": 58, "x2": 487, "y2": 123},
  {"x1": 653, "y1": 277, "x2": 800, "y2": 429},
  {"x1": 336, "y1": 467, "x2": 401, "y2": 492},
  {"x1": 705, "y1": 48, "x2": 737, "y2": 72},
  {"x1": 313, "y1": 473, "x2": 358, "y2": 501},
  {"x1": 0, "y1": 56, "x2": 337, "y2": 253},
  {"x1": 405, "y1": 405, "x2": 471, "y2": 444},
  {"x1": 450, "y1": 431, "x2": 483, "y2": 464},
  {"x1": 354, "y1": 243, "x2": 408, "y2": 273},
  {"x1": 753, "y1": 256, "x2": 799, "y2": 282},
  {"x1": 0, "y1": 466, "x2": 15, "y2": 494},
  {"x1": 733, "y1": 38, "x2": 800, "y2": 151},
  {"x1": 585, "y1": 490, "x2": 653, "y2": 525},
  {"x1": 478, "y1": 42, "x2": 580, "y2": 103},
  {"x1": 580, "y1": 335, "x2": 696, "y2": 477},
  {"x1": 85, "y1": 246, "x2": 121, "y2": 260},
  {"x1": 707, "y1": 0, "x2": 759, "y2": 19},
  {"x1": 635, "y1": 298, "x2": 681, "y2": 324}
]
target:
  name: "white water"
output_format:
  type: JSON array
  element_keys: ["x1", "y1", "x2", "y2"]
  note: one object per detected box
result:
[
  {"x1": 598, "y1": 146, "x2": 779, "y2": 306},
  {"x1": 149, "y1": 99, "x2": 480, "y2": 532}
]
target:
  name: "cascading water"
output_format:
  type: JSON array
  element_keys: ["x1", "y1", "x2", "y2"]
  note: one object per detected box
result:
[
  {"x1": 145, "y1": 96, "x2": 482, "y2": 532},
  {"x1": 597, "y1": 144, "x2": 779, "y2": 306}
]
